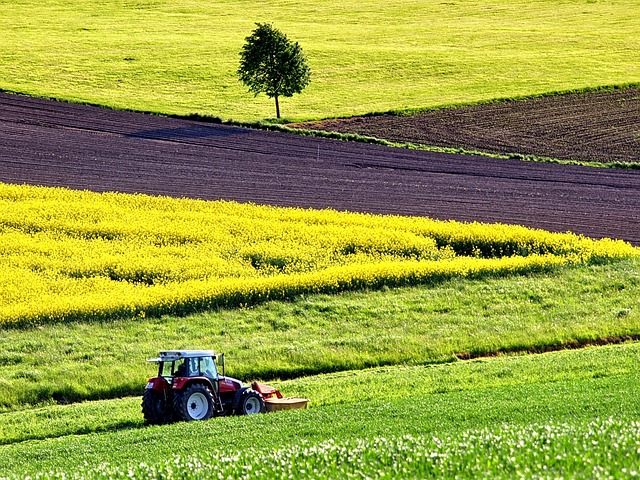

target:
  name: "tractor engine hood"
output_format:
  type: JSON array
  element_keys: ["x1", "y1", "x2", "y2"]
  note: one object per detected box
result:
[{"x1": 219, "y1": 376, "x2": 243, "y2": 393}]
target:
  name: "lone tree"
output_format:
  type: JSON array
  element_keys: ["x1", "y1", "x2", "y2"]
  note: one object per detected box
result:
[{"x1": 238, "y1": 23, "x2": 311, "y2": 119}]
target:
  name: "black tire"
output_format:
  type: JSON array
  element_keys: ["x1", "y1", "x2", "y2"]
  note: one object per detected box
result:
[
  {"x1": 173, "y1": 384, "x2": 215, "y2": 421},
  {"x1": 142, "y1": 389, "x2": 171, "y2": 425},
  {"x1": 237, "y1": 390, "x2": 266, "y2": 415}
]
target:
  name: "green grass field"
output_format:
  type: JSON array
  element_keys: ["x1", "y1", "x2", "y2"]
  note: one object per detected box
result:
[
  {"x1": 2, "y1": 342, "x2": 639, "y2": 477},
  {"x1": 1, "y1": 0, "x2": 639, "y2": 121}
]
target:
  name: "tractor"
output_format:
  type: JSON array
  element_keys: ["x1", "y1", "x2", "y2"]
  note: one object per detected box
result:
[{"x1": 142, "y1": 350, "x2": 307, "y2": 424}]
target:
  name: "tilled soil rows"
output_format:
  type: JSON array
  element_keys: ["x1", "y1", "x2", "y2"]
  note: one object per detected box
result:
[
  {"x1": 294, "y1": 88, "x2": 640, "y2": 164},
  {"x1": 1, "y1": 92, "x2": 639, "y2": 245}
]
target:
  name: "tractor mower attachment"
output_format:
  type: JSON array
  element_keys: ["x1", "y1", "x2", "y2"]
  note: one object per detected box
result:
[{"x1": 252, "y1": 382, "x2": 309, "y2": 412}]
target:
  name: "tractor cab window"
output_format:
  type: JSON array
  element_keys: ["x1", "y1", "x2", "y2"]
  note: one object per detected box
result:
[
  {"x1": 187, "y1": 357, "x2": 199, "y2": 376},
  {"x1": 160, "y1": 361, "x2": 174, "y2": 377},
  {"x1": 173, "y1": 358, "x2": 188, "y2": 377},
  {"x1": 199, "y1": 356, "x2": 218, "y2": 380}
]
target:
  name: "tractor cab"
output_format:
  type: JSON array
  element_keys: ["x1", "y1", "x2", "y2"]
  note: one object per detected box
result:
[{"x1": 152, "y1": 350, "x2": 223, "y2": 384}]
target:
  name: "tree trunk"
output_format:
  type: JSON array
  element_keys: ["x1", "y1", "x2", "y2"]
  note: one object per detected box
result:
[{"x1": 275, "y1": 95, "x2": 280, "y2": 119}]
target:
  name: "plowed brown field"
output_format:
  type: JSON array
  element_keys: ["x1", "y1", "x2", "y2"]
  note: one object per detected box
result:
[
  {"x1": 1, "y1": 92, "x2": 639, "y2": 245},
  {"x1": 294, "y1": 88, "x2": 640, "y2": 164}
]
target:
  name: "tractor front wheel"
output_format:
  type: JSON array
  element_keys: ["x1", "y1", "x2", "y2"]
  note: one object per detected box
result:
[
  {"x1": 237, "y1": 390, "x2": 266, "y2": 415},
  {"x1": 142, "y1": 389, "x2": 171, "y2": 425},
  {"x1": 173, "y1": 384, "x2": 215, "y2": 421}
]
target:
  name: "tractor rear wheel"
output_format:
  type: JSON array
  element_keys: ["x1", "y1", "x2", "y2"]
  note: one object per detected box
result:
[
  {"x1": 142, "y1": 389, "x2": 171, "y2": 425},
  {"x1": 173, "y1": 384, "x2": 215, "y2": 421},
  {"x1": 237, "y1": 390, "x2": 266, "y2": 415}
]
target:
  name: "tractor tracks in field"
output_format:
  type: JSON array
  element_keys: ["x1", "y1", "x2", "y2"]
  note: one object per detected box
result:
[{"x1": 454, "y1": 334, "x2": 640, "y2": 361}]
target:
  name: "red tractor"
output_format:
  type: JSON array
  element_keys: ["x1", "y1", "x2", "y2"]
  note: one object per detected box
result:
[{"x1": 142, "y1": 350, "x2": 307, "y2": 424}]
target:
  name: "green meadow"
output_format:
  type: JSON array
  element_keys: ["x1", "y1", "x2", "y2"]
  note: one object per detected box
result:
[
  {"x1": 1, "y1": 0, "x2": 638, "y2": 121},
  {"x1": 1, "y1": 342, "x2": 640, "y2": 477}
]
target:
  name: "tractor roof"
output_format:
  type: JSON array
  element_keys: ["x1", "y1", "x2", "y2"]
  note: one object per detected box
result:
[{"x1": 147, "y1": 350, "x2": 216, "y2": 363}]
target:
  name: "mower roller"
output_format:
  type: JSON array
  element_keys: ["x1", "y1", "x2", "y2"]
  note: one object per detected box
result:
[{"x1": 142, "y1": 350, "x2": 308, "y2": 424}]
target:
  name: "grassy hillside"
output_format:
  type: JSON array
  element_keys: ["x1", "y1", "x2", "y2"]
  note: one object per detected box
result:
[
  {"x1": 2, "y1": 342, "x2": 639, "y2": 477},
  {"x1": 1, "y1": 0, "x2": 638, "y2": 121}
]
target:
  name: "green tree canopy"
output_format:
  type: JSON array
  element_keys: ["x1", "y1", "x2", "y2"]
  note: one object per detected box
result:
[{"x1": 238, "y1": 23, "x2": 311, "y2": 119}]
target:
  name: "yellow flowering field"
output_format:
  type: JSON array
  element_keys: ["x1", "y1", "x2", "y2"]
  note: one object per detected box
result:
[{"x1": 0, "y1": 183, "x2": 637, "y2": 327}]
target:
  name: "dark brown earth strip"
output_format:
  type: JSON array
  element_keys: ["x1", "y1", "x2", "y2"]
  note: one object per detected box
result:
[
  {"x1": 1, "y1": 92, "x2": 639, "y2": 245},
  {"x1": 293, "y1": 87, "x2": 640, "y2": 164}
]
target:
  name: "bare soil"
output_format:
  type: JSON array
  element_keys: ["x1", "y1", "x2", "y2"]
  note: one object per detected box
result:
[
  {"x1": 293, "y1": 88, "x2": 640, "y2": 164},
  {"x1": 1, "y1": 92, "x2": 639, "y2": 245}
]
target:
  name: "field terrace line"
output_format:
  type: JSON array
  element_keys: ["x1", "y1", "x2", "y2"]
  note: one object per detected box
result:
[{"x1": 1, "y1": 92, "x2": 639, "y2": 245}]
